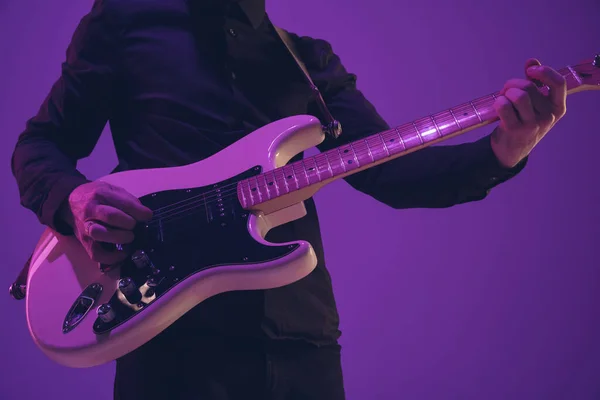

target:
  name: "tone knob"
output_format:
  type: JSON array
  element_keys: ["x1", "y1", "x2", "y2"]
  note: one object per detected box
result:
[
  {"x1": 97, "y1": 303, "x2": 116, "y2": 323},
  {"x1": 118, "y1": 277, "x2": 142, "y2": 304},
  {"x1": 146, "y1": 277, "x2": 159, "y2": 288},
  {"x1": 131, "y1": 250, "x2": 152, "y2": 269}
]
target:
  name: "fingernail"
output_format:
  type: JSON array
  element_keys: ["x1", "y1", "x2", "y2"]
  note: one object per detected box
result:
[{"x1": 527, "y1": 66, "x2": 539, "y2": 73}]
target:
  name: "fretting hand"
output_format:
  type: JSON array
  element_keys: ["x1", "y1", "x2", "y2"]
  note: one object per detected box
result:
[{"x1": 491, "y1": 58, "x2": 567, "y2": 168}]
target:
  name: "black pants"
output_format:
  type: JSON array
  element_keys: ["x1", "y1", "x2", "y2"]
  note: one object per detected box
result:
[{"x1": 113, "y1": 333, "x2": 346, "y2": 399}]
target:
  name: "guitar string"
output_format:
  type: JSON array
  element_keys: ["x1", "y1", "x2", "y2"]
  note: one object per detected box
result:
[
  {"x1": 148, "y1": 94, "x2": 500, "y2": 223},
  {"x1": 145, "y1": 67, "x2": 578, "y2": 225},
  {"x1": 151, "y1": 94, "x2": 500, "y2": 214}
]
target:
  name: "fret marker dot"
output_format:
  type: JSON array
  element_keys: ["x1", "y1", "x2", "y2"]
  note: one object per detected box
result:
[
  {"x1": 390, "y1": 139, "x2": 395, "y2": 142},
  {"x1": 348, "y1": 160, "x2": 353, "y2": 164},
  {"x1": 463, "y1": 113, "x2": 468, "y2": 116},
  {"x1": 343, "y1": 149, "x2": 349, "y2": 153},
  {"x1": 268, "y1": 182, "x2": 273, "y2": 186},
  {"x1": 251, "y1": 188, "x2": 256, "y2": 191},
  {"x1": 287, "y1": 175, "x2": 292, "y2": 179},
  {"x1": 308, "y1": 167, "x2": 314, "y2": 171}
]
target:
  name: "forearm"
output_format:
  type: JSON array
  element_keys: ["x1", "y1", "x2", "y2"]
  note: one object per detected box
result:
[
  {"x1": 345, "y1": 134, "x2": 527, "y2": 209},
  {"x1": 12, "y1": 129, "x2": 90, "y2": 234}
]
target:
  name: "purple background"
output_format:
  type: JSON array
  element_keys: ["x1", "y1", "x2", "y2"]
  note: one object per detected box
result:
[{"x1": 2, "y1": 0, "x2": 599, "y2": 398}]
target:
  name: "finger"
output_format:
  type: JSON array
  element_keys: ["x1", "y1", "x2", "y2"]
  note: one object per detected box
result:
[
  {"x1": 504, "y1": 88, "x2": 536, "y2": 124},
  {"x1": 526, "y1": 65, "x2": 567, "y2": 113},
  {"x1": 500, "y1": 78, "x2": 550, "y2": 115},
  {"x1": 494, "y1": 95, "x2": 520, "y2": 129},
  {"x1": 89, "y1": 242, "x2": 129, "y2": 265},
  {"x1": 86, "y1": 221, "x2": 135, "y2": 244},
  {"x1": 91, "y1": 204, "x2": 137, "y2": 230},
  {"x1": 524, "y1": 58, "x2": 542, "y2": 86},
  {"x1": 100, "y1": 187, "x2": 153, "y2": 222}
]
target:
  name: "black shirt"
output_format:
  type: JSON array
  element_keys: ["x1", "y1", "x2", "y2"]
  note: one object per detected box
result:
[{"x1": 11, "y1": 0, "x2": 525, "y2": 346}]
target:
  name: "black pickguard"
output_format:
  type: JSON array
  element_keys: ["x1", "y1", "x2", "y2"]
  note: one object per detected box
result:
[{"x1": 92, "y1": 166, "x2": 299, "y2": 335}]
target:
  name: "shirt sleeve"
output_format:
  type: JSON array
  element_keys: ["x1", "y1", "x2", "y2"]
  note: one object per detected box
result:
[
  {"x1": 293, "y1": 34, "x2": 527, "y2": 209},
  {"x1": 10, "y1": 0, "x2": 119, "y2": 234}
]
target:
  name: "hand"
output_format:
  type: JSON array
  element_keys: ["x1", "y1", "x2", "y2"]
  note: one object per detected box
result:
[
  {"x1": 491, "y1": 58, "x2": 567, "y2": 168},
  {"x1": 60, "y1": 181, "x2": 153, "y2": 266}
]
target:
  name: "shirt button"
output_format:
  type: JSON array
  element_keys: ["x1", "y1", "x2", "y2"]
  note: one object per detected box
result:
[{"x1": 228, "y1": 28, "x2": 237, "y2": 37}]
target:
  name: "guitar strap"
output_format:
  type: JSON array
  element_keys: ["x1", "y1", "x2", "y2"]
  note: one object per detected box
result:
[
  {"x1": 8, "y1": 25, "x2": 344, "y2": 301},
  {"x1": 273, "y1": 25, "x2": 342, "y2": 140}
]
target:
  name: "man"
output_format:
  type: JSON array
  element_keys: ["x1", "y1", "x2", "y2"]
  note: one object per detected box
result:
[{"x1": 11, "y1": 0, "x2": 566, "y2": 398}]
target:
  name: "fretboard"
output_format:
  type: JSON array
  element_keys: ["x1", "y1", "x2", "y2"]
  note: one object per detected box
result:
[{"x1": 238, "y1": 66, "x2": 580, "y2": 209}]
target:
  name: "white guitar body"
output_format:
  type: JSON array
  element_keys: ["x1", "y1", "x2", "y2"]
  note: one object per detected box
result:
[{"x1": 26, "y1": 115, "x2": 325, "y2": 368}]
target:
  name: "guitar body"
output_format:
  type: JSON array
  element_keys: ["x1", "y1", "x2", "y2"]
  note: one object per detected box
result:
[{"x1": 25, "y1": 115, "x2": 325, "y2": 368}]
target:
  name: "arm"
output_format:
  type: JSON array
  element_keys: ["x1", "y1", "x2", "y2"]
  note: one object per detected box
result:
[
  {"x1": 11, "y1": 0, "x2": 119, "y2": 234},
  {"x1": 294, "y1": 35, "x2": 527, "y2": 209}
]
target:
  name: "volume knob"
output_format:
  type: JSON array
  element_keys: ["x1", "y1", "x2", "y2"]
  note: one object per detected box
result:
[
  {"x1": 97, "y1": 303, "x2": 116, "y2": 323},
  {"x1": 118, "y1": 277, "x2": 142, "y2": 304}
]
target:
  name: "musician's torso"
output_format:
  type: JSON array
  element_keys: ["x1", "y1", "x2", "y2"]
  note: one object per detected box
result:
[
  {"x1": 99, "y1": 0, "x2": 341, "y2": 344},
  {"x1": 108, "y1": 0, "x2": 312, "y2": 171}
]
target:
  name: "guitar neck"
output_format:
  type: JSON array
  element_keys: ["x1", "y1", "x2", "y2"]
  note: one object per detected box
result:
[{"x1": 240, "y1": 63, "x2": 590, "y2": 213}]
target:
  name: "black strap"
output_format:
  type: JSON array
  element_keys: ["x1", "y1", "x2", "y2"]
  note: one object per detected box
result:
[{"x1": 273, "y1": 26, "x2": 342, "y2": 140}]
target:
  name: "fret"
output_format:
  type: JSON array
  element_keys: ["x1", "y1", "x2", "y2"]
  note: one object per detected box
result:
[
  {"x1": 448, "y1": 108, "x2": 463, "y2": 130},
  {"x1": 473, "y1": 95, "x2": 496, "y2": 121},
  {"x1": 389, "y1": 128, "x2": 402, "y2": 154},
  {"x1": 324, "y1": 150, "x2": 343, "y2": 177},
  {"x1": 281, "y1": 166, "x2": 290, "y2": 193},
  {"x1": 378, "y1": 132, "x2": 392, "y2": 155},
  {"x1": 469, "y1": 100, "x2": 483, "y2": 122},
  {"x1": 337, "y1": 144, "x2": 360, "y2": 171},
  {"x1": 355, "y1": 140, "x2": 372, "y2": 166},
  {"x1": 315, "y1": 153, "x2": 333, "y2": 180},
  {"x1": 283, "y1": 164, "x2": 300, "y2": 190},
  {"x1": 250, "y1": 176, "x2": 263, "y2": 203},
  {"x1": 412, "y1": 122, "x2": 424, "y2": 144},
  {"x1": 301, "y1": 158, "x2": 321, "y2": 184},
  {"x1": 328, "y1": 148, "x2": 346, "y2": 176},
  {"x1": 349, "y1": 142, "x2": 361, "y2": 167},
  {"x1": 381, "y1": 131, "x2": 392, "y2": 156},
  {"x1": 256, "y1": 174, "x2": 271, "y2": 200},
  {"x1": 324, "y1": 154, "x2": 334, "y2": 178},
  {"x1": 367, "y1": 135, "x2": 388, "y2": 161},
  {"x1": 398, "y1": 124, "x2": 422, "y2": 150},
  {"x1": 292, "y1": 161, "x2": 308, "y2": 188},
  {"x1": 264, "y1": 170, "x2": 278, "y2": 197},
  {"x1": 430, "y1": 115, "x2": 442, "y2": 138},
  {"x1": 364, "y1": 138, "x2": 375, "y2": 163},
  {"x1": 396, "y1": 127, "x2": 407, "y2": 152},
  {"x1": 414, "y1": 117, "x2": 440, "y2": 142},
  {"x1": 307, "y1": 156, "x2": 322, "y2": 182},
  {"x1": 431, "y1": 112, "x2": 457, "y2": 136},
  {"x1": 272, "y1": 167, "x2": 286, "y2": 195},
  {"x1": 336, "y1": 148, "x2": 348, "y2": 173},
  {"x1": 300, "y1": 159, "x2": 311, "y2": 185},
  {"x1": 245, "y1": 179, "x2": 256, "y2": 205}
]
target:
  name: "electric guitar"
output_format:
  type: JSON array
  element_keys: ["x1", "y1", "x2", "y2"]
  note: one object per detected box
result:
[{"x1": 22, "y1": 55, "x2": 600, "y2": 368}]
